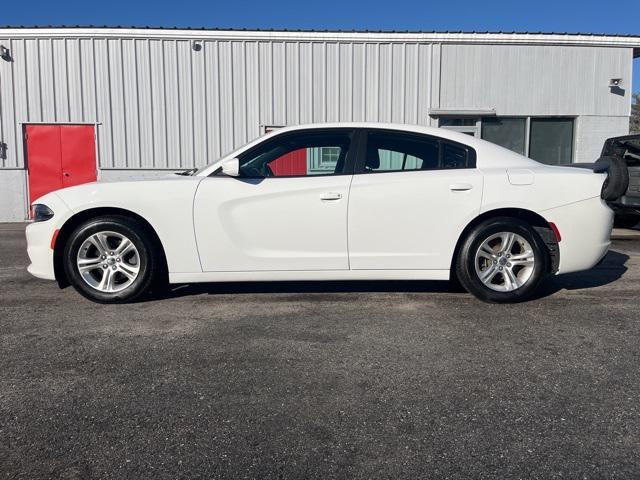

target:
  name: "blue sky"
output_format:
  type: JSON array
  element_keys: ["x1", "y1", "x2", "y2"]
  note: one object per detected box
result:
[{"x1": 6, "y1": 0, "x2": 640, "y2": 93}]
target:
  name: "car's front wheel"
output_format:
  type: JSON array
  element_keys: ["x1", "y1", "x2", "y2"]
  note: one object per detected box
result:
[
  {"x1": 455, "y1": 217, "x2": 549, "y2": 303},
  {"x1": 63, "y1": 215, "x2": 160, "y2": 303}
]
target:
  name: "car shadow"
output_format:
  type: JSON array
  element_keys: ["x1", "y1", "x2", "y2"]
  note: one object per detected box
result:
[
  {"x1": 151, "y1": 250, "x2": 629, "y2": 301},
  {"x1": 531, "y1": 249, "x2": 629, "y2": 299}
]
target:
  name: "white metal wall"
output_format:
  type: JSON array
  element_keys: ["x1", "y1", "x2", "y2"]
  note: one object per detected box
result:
[
  {"x1": 438, "y1": 44, "x2": 633, "y2": 116},
  {"x1": 0, "y1": 37, "x2": 432, "y2": 171},
  {"x1": 0, "y1": 29, "x2": 638, "y2": 221}
]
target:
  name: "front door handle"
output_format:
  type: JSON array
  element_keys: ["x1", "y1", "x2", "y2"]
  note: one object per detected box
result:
[
  {"x1": 449, "y1": 183, "x2": 473, "y2": 191},
  {"x1": 320, "y1": 192, "x2": 343, "y2": 201}
]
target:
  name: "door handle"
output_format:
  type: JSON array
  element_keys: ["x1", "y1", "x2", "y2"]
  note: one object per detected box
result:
[
  {"x1": 449, "y1": 183, "x2": 473, "y2": 191},
  {"x1": 320, "y1": 192, "x2": 342, "y2": 201},
  {"x1": 63, "y1": 172, "x2": 70, "y2": 177}
]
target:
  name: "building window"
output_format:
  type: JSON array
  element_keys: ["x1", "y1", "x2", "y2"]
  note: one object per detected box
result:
[
  {"x1": 320, "y1": 146, "x2": 340, "y2": 164},
  {"x1": 439, "y1": 118, "x2": 477, "y2": 127},
  {"x1": 481, "y1": 118, "x2": 526, "y2": 155},
  {"x1": 529, "y1": 118, "x2": 574, "y2": 165},
  {"x1": 439, "y1": 116, "x2": 575, "y2": 163}
]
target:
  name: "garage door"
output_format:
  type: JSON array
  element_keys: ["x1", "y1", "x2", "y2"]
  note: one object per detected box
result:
[{"x1": 26, "y1": 124, "x2": 97, "y2": 209}]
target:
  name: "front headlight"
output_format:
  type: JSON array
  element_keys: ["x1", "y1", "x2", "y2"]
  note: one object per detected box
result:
[{"x1": 31, "y1": 204, "x2": 54, "y2": 222}]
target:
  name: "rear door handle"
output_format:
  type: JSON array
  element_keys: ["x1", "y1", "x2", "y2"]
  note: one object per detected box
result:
[
  {"x1": 449, "y1": 183, "x2": 473, "y2": 191},
  {"x1": 320, "y1": 192, "x2": 343, "y2": 201}
]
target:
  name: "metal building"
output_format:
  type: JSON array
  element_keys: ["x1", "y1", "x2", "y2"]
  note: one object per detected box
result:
[{"x1": 0, "y1": 27, "x2": 639, "y2": 221}]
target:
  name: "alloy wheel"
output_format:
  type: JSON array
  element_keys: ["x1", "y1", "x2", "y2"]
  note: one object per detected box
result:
[
  {"x1": 474, "y1": 231, "x2": 536, "y2": 292},
  {"x1": 76, "y1": 231, "x2": 140, "y2": 293}
]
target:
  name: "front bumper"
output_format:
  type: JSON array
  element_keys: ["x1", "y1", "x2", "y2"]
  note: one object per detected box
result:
[{"x1": 25, "y1": 193, "x2": 72, "y2": 281}]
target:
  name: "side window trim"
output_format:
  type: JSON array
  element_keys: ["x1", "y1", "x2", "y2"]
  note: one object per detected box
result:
[
  {"x1": 226, "y1": 128, "x2": 359, "y2": 179},
  {"x1": 354, "y1": 128, "x2": 477, "y2": 174}
]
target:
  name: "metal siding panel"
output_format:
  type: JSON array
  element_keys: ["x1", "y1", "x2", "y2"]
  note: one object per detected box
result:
[
  {"x1": 25, "y1": 39, "x2": 42, "y2": 121},
  {"x1": 418, "y1": 43, "x2": 431, "y2": 126},
  {"x1": 391, "y1": 43, "x2": 405, "y2": 123},
  {"x1": 11, "y1": 40, "x2": 28, "y2": 168},
  {"x1": 52, "y1": 39, "x2": 69, "y2": 122},
  {"x1": 218, "y1": 41, "x2": 234, "y2": 155},
  {"x1": 191, "y1": 40, "x2": 207, "y2": 167},
  {"x1": 352, "y1": 43, "x2": 365, "y2": 122},
  {"x1": 94, "y1": 39, "x2": 114, "y2": 168},
  {"x1": 378, "y1": 43, "x2": 391, "y2": 122},
  {"x1": 285, "y1": 42, "x2": 300, "y2": 125},
  {"x1": 0, "y1": 39, "x2": 19, "y2": 168},
  {"x1": 272, "y1": 42, "x2": 286, "y2": 127},
  {"x1": 232, "y1": 41, "x2": 248, "y2": 147},
  {"x1": 364, "y1": 43, "x2": 378, "y2": 121},
  {"x1": 204, "y1": 40, "x2": 221, "y2": 159},
  {"x1": 176, "y1": 40, "x2": 194, "y2": 168},
  {"x1": 122, "y1": 39, "x2": 141, "y2": 168},
  {"x1": 79, "y1": 39, "x2": 96, "y2": 121},
  {"x1": 258, "y1": 42, "x2": 273, "y2": 127},
  {"x1": 440, "y1": 44, "x2": 632, "y2": 116},
  {"x1": 299, "y1": 42, "x2": 313, "y2": 124},
  {"x1": 312, "y1": 42, "x2": 326, "y2": 123},
  {"x1": 245, "y1": 42, "x2": 261, "y2": 143},
  {"x1": 107, "y1": 39, "x2": 128, "y2": 168},
  {"x1": 339, "y1": 43, "x2": 352, "y2": 121},
  {"x1": 38, "y1": 39, "x2": 56, "y2": 121},
  {"x1": 149, "y1": 40, "x2": 167, "y2": 168},
  {"x1": 163, "y1": 40, "x2": 181, "y2": 169},
  {"x1": 135, "y1": 40, "x2": 154, "y2": 169},
  {"x1": 65, "y1": 39, "x2": 84, "y2": 120},
  {"x1": 325, "y1": 43, "x2": 339, "y2": 122}
]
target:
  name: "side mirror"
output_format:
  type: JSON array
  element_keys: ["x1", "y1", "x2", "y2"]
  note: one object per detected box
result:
[{"x1": 221, "y1": 158, "x2": 240, "y2": 177}]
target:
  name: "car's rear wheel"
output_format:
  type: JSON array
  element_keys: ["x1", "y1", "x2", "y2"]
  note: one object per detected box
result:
[
  {"x1": 455, "y1": 217, "x2": 549, "y2": 303},
  {"x1": 63, "y1": 215, "x2": 159, "y2": 303}
]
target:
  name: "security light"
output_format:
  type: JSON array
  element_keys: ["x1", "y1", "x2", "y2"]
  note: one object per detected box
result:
[
  {"x1": 0, "y1": 45, "x2": 11, "y2": 61},
  {"x1": 609, "y1": 78, "x2": 623, "y2": 88}
]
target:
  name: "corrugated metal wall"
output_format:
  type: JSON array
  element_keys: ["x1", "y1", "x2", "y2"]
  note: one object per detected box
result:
[
  {"x1": 439, "y1": 44, "x2": 633, "y2": 116},
  {"x1": 0, "y1": 37, "x2": 432, "y2": 170}
]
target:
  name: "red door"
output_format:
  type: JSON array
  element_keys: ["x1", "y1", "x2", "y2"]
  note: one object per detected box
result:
[
  {"x1": 26, "y1": 124, "x2": 97, "y2": 207},
  {"x1": 269, "y1": 148, "x2": 307, "y2": 176}
]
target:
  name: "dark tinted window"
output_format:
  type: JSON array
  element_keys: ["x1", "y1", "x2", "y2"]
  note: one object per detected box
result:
[
  {"x1": 362, "y1": 131, "x2": 475, "y2": 173},
  {"x1": 529, "y1": 118, "x2": 574, "y2": 165},
  {"x1": 481, "y1": 117, "x2": 526, "y2": 155},
  {"x1": 237, "y1": 131, "x2": 352, "y2": 177}
]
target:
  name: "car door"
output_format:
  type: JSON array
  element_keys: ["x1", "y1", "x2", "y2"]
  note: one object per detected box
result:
[
  {"x1": 193, "y1": 128, "x2": 357, "y2": 272},
  {"x1": 348, "y1": 129, "x2": 483, "y2": 271}
]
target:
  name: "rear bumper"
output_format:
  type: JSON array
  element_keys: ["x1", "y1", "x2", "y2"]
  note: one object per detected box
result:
[{"x1": 542, "y1": 196, "x2": 613, "y2": 275}]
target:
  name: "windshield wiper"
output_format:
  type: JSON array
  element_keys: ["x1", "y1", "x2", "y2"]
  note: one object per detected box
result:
[{"x1": 175, "y1": 168, "x2": 197, "y2": 176}]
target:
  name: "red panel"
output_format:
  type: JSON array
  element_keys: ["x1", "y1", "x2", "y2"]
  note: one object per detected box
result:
[
  {"x1": 26, "y1": 124, "x2": 97, "y2": 213},
  {"x1": 270, "y1": 148, "x2": 307, "y2": 176},
  {"x1": 26, "y1": 125, "x2": 63, "y2": 206},
  {"x1": 60, "y1": 125, "x2": 97, "y2": 188}
]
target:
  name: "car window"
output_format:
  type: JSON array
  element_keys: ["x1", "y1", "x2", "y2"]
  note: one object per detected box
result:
[
  {"x1": 237, "y1": 131, "x2": 352, "y2": 178},
  {"x1": 361, "y1": 130, "x2": 475, "y2": 173},
  {"x1": 363, "y1": 132, "x2": 439, "y2": 172}
]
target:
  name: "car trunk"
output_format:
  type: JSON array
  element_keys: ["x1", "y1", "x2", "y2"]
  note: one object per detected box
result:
[{"x1": 602, "y1": 134, "x2": 640, "y2": 208}]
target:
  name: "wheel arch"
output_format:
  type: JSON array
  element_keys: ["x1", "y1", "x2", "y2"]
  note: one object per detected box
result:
[
  {"x1": 450, "y1": 208, "x2": 560, "y2": 276},
  {"x1": 53, "y1": 207, "x2": 168, "y2": 288}
]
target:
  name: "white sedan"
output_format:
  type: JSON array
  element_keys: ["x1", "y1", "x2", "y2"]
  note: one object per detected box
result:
[{"x1": 26, "y1": 123, "x2": 620, "y2": 303}]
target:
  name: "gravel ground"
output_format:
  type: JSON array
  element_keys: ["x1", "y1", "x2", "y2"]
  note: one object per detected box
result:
[{"x1": 1, "y1": 223, "x2": 639, "y2": 479}]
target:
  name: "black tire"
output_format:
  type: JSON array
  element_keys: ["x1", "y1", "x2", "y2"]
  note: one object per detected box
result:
[
  {"x1": 63, "y1": 215, "x2": 160, "y2": 303},
  {"x1": 614, "y1": 213, "x2": 640, "y2": 229},
  {"x1": 597, "y1": 155, "x2": 629, "y2": 201},
  {"x1": 455, "y1": 217, "x2": 549, "y2": 303}
]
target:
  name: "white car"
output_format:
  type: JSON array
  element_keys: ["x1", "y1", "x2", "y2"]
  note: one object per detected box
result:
[{"x1": 26, "y1": 123, "x2": 620, "y2": 303}]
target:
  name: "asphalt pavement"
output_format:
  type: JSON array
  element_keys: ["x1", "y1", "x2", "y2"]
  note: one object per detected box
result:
[{"x1": 1, "y1": 223, "x2": 639, "y2": 479}]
